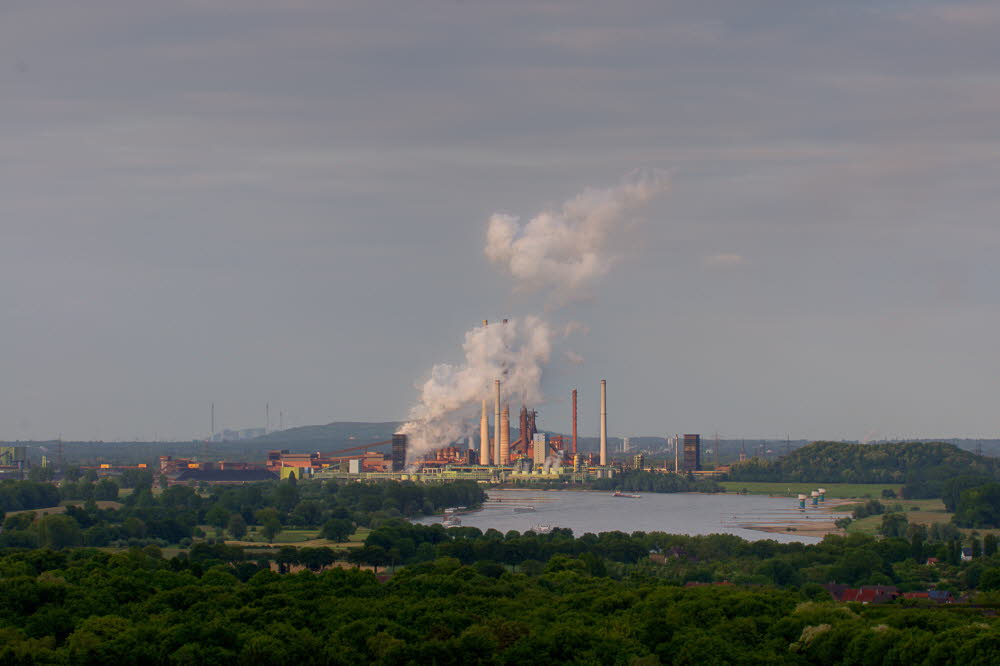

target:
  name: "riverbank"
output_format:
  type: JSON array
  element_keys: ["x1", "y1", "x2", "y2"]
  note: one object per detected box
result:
[{"x1": 728, "y1": 498, "x2": 856, "y2": 538}]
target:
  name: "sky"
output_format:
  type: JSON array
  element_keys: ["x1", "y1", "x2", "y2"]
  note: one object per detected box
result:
[{"x1": 3, "y1": 0, "x2": 1000, "y2": 442}]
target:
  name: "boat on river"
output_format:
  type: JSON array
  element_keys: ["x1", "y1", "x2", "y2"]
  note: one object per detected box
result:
[
  {"x1": 612, "y1": 490, "x2": 641, "y2": 499},
  {"x1": 514, "y1": 506, "x2": 536, "y2": 513}
]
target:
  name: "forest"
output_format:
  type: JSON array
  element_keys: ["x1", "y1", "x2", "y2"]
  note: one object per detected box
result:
[
  {"x1": 3, "y1": 533, "x2": 1000, "y2": 664},
  {"x1": 593, "y1": 471, "x2": 723, "y2": 494},
  {"x1": 4, "y1": 473, "x2": 1000, "y2": 662},
  {"x1": 1, "y1": 476, "x2": 485, "y2": 550}
]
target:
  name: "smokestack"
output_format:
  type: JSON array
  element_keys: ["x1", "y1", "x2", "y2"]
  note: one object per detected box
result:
[
  {"x1": 674, "y1": 433, "x2": 679, "y2": 473},
  {"x1": 600, "y1": 380, "x2": 607, "y2": 465},
  {"x1": 520, "y1": 406, "x2": 529, "y2": 457},
  {"x1": 500, "y1": 404, "x2": 511, "y2": 464},
  {"x1": 494, "y1": 379, "x2": 501, "y2": 465},
  {"x1": 571, "y1": 389, "x2": 578, "y2": 455},
  {"x1": 479, "y1": 399, "x2": 490, "y2": 465}
]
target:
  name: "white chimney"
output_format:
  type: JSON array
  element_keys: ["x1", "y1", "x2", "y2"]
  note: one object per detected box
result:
[{"x1": 600, "y1": 379, "x2": 608, "y2": 465}]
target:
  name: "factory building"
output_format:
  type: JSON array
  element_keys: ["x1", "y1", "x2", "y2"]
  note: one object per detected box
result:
[
  {"x1": 391, "y1": 434, "x2": 407, "y2": 472},
  {"x1": 533, "y1": 433, "x2": 548, "y2": 466},
  {"x1": 0, "y1": 446, "x2": 28, "y2": 480},
  {"x1": 683, "y1": 434, "x2": 701, "y2": 472}
]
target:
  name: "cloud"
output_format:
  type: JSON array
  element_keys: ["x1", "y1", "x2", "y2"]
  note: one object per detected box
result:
[{"x1": 485, "y1": 171, "x2": 669, "y2": 302}]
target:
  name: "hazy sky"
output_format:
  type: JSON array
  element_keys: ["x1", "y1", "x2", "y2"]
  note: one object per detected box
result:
[{"x1": 4, "y1": 1, "x2": 1000, "y2": 442}]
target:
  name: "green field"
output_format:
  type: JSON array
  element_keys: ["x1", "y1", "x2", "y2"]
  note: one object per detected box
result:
[
  {"x1": 720, "y1": 481, "x2": 902, "y2": 499},
  {"x1": 222, "y1": 526, "x2": 370, "y2": 549}
]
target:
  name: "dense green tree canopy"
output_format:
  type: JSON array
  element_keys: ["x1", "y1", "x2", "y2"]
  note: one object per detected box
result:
[{"x1": 729, "y1": 441, "x2": 996, "y2": 494}]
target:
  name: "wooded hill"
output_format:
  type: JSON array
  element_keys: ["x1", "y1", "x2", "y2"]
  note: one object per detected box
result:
[{"x1": 728, "y1": 441, "x2": 997, "y2": 490}]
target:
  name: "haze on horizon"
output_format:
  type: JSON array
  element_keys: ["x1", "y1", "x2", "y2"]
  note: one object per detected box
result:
[{"x1": 3, "y1": 1, "x2": 1000, "y2": 443}]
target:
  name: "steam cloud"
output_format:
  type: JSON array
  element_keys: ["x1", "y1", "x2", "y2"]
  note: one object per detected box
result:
[
  {"x1": 401, "y1": 317, "x2": 552, "y2": 460},
  {"x1": 485, "y1": 171, "x2": 669, "y2": 301},
  {"x1": 401, "y1": 173, "x2": 667, "y2": 462}
]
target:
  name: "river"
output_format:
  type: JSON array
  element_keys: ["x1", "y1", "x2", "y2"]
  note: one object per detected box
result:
[{"x1": 416, "y1": 489, "x2": 830, "y2": 543}]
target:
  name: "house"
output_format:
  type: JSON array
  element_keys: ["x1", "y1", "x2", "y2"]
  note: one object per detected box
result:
[{"x1": 823, "y1": 584, "x2": 899, "y2": 604}]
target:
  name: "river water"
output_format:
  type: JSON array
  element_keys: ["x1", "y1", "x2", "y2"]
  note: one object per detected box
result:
[{"x1": 415, "y1": 489, "x2": 826, "y2": 543}]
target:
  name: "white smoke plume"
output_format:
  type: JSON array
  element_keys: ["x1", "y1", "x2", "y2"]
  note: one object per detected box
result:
[
  {"x1": 401, "y1": 173, "x2": 667, "y2": 462},
  {"x1": 485, "y1": 171, "x2": 669, "y2": 302},
  {"x1": 401, "y1": 317, "x2": 552, "y2": 462}
]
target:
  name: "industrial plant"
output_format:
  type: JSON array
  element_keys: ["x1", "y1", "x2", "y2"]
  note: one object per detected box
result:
[{"x1": 298, "y1": 377, "x2": 615, "y2": 484}]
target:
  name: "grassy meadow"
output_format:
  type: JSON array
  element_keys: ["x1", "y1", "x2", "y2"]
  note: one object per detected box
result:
[{"x1": 719, "y1": 481, "x2": 901, "y2": 499}]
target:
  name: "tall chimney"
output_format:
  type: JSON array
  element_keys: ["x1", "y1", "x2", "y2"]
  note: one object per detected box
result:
[
  {"x1": 500, "y1": 404, "x2": 511, "y2": 464},
  {"x1": 600, "y1": 380, "x2": 608, "y2": 465},
  {"x1": 520, "y1": 406, "x2": 530, "y2": 457},
  {"x1": 571, "y1": 389, "x2": 578, "y2": 455},
  {"x1": 494, "y1": 379, "x2": 501, "y2": 465},
  {"x1": 479, "y1": 399, "x2": 490, "y2": 465}
]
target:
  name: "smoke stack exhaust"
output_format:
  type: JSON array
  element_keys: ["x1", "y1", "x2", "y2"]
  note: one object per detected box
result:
[
  {"x1": 479, "y1": 399, "x2": 490, "y2": 465},
  {"x1": 600, "y1": 379, "x2": 607, "y2": 465},
  {"x1": 494, "y1": 379, "x2": 501, "y2": 465}
]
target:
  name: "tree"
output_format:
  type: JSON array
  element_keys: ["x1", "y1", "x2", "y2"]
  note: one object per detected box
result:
[
  {"x1": 985, "y1": 534, "x2": 998, "y2": 557},
  {"x1": 908, "y1": 523, "x2": 928, "y2": 563},
  {"x1": 834, "y1": 517, "x2": 853, "y2": 531},
  {"x1": 954, "y1": 483, "x2": 1000, "y2": 528},
  {"x1": 94, "y1": 478, "x2": 119, "y2": 501},
  {"x1": 254, "y1": 507, "x2": 280, "y2": 525},
  {"x1": 122, "y1": 517, "x2": 146, "y2": 539},
  {"x1": 971, "y1": 533, "x2": 983, "y2": 559},
  {"x1": 980, "y1": 568, "x2": 1000, "y2": 591},
  {"x1": 320, "y1": 518, "x2": 354, "y2": 542},
  {"x1": 298, "y1": 547, "x2": 335, "y2": 572},
  {"x1": 275, "y1": 547, "x2": 299, "y2": 574},
  {"x1": 204, "y1": 505, "x2": 230, "y2": 529},
  {"x1": 37, "y1": 514, "x2": 83, "y2": 550},
  {"x1": 261, "y1": 518, "x2": 282, "y2": 544},
  {"x1": 272, "y1": 481, "x2": 300, "y2": 513},
  {"x1": 880, "y1": 513, "x2": 908, "y2": 539},
  {"x1": 290, "y1": 500, "x2": 323, "y2": 527},
  {"x1": 228, "y1": 514, "x2": 247, "y2": 540}
]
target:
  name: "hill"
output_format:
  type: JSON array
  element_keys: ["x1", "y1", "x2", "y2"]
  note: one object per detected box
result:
[
  {"x1": 728, "y1": 441, "x2": 998, "y2": 497},
  {"x1": 252, "y1": 421, "x2": 403, "y2": 446}
]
